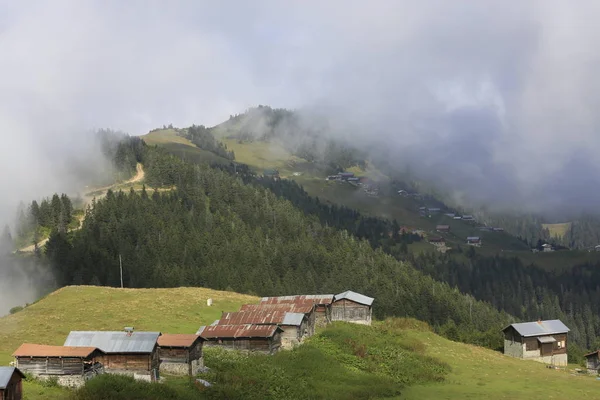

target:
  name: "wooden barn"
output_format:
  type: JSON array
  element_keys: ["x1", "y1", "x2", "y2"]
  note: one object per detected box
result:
[
  {"x1": 157, "y1": 334, "x2": 204, "y2": 376},
  {"x1": 436, "y1": 225, "x2": 450, "y2": 233},
  {"x1": 260, "y1": 294, "x2": 334, "y2": 327},
  {"x1": 0, "y1": 367, "x2": 24, "y2": 400},
  {"x1": 218, "y1": 310, "x2": 308, "y2": 348},
  {"x1": 466, "y1": 236, "x2": 482, "y2": 247},
  {"x1": 584, "y1": 350, "x2": 600, "y2": 374},
  {"x1": 12, "y1": 344, "x2": 103, "y2": 388},
  {"x1": 502, "y1": 320, "x2": 569, "y2": 366},
  {"x1": 64, "y1": 329, "x2": 161, "y2": 381},
  {"x1": 197, "y1": 324, "x2": 282, "y2": 354},
  {"x1": 331, "y1": 291, "x2": 374, "y2": 325}
]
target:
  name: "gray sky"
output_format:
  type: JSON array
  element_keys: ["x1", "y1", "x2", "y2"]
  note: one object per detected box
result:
[{"x1": 1, "y1": 0, "x2": 600, "y2": 215}]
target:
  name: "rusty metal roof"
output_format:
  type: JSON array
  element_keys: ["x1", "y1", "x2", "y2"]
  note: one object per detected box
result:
[
  {"x1": 219, "y1": 310, "x2": 287, "y2": 325},
  {"x1": 13, "y1": 343, "x2": 102, "y2": 358},
  {"x1": 157, "y1": 334, "x2": 203, "y2": 348},
  {"x1": 218, "y1": 311, "x2": 305, "y2": 326},
  {"x1": 240, "y1": 303, "x2": 315, "y2": 314},
  {"x1": 64, "y1": 331, "x2": 160, "y2": 354},
  {"x1": 334, "y1": 290, "x2": 374, "y2": 306},
  {"x1": 0, "y1": 367, "x2": 24, "y2": 389},
  {"x1": 260, "y1": 294, "x2": 334, "y2": 306},
  {"x1": 197, "y1": 324, "x2": 282, "y2": 339}
]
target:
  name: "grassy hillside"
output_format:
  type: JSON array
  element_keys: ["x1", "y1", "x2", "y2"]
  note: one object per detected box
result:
[
  {"x1": 0, "y1": 286, "x2": 257, "y2": 365},
  {"x1": 399, "y1": 322, "x2": 600, "y2": 399},
  {"x1": 1, "y1": 288, "x2": 598, "y2": 399},
  {"x1": 142, "y1": 129, "x2": 231, "y2": 165},
  {"x1": 542, "y1": 222, "x2": 572, "y2": 239}
]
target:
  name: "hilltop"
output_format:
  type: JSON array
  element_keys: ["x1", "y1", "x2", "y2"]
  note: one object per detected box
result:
[{"x1": 1, "y1": 286, "x2": 599, "y2": 399}]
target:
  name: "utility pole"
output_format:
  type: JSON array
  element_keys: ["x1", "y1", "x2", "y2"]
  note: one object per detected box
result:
[{"x1": 119, "y1": 254, "x2": 124, "y2": 289}]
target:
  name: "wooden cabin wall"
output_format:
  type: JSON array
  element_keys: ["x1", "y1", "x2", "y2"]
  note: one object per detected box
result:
[
  {"x1": 331, "y1": 299, "x2": 371, "y2": 324},
  {"x1": 16, "y1": 357, "x2": 84, "y2": 375}
]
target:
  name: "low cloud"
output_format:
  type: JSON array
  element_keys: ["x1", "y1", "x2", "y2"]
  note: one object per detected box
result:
[{"x1": 1, "y1": 0, "x2": 600, "y2": 221}]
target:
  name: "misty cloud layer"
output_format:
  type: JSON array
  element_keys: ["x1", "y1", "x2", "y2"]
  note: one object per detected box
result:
[{"x1": 1, "y1": 0, "x2": 600, "y2": 218}]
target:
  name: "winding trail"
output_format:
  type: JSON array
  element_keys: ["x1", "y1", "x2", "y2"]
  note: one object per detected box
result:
[{"x1": 18, "y1": 163, "x2": 145, "y2": 253}]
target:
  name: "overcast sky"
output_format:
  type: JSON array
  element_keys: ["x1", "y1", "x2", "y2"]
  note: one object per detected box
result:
[{"x1": 1, "y1": 0, "x2": 600, "y2": 216}]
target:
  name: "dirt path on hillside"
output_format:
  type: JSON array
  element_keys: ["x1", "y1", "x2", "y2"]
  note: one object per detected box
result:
[{"x1": 18, "y1": 163, "x2": 145, "y2": 253}]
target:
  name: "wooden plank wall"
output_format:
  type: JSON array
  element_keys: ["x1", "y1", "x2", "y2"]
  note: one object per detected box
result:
[{"x1": 16, "y1": 357, "x2": 84, "y2": 376}]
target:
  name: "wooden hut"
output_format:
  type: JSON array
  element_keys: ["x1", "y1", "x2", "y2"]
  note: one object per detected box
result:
[
  {"x1": 260, "y1": 294, "x2": 334, "y2": 327},
  {"x1": 0, "y1": 367, "x2": 24, "y2": 400},
  {"x1": 157, "y1": 334, "x2": 204, "y2": 376},
  {"x1": 584, "y1": 350, "x2": 600, "y2": 374},
  {"x1": 197, "y1": 324, "x2": 282, "y2": 354},
  {"x1": 502, "y1": 320, "x2": 569, "y2": 366},
  {"x1": 64, "y1": 330, "x2": 161, "y2": 381},
  {"x1": 12, "y1": 344, "x2": 103, "y2": 388},
  {"x1": 239, "y1": 303, "x2": 316, "y2": 336},
  {"x1": 331, "y1": 291, "x2": 374, "y2": 325},
  {"x1": 219, "y1": 310, "x2": 308, "y2": 348}
]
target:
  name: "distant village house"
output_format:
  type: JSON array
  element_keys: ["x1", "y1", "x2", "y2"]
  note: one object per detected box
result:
[
  {"x1": 584, "y1": 350, "x2": 600, "y2": 374},
  {"x1": 502, "y1": 320, "x2": 569, "y2": 366},
  {"x1": 331, "y1": 291, "x2": 374, "y2": 325},
  {"x1": 64, "y1": 329, "x2": 161, "y2": 382},
  {"x1": 157, "y1": 334, "x2": 204, "y2": 376},
  {"x1": 12, "y1": 344, "x2": 104, "y2": 388},
  {"x1": 466, "y1": 236, "x2": 481, "y2": 247},
  {"x1": 436, "y1": 225, "x2": 450, "y2": 233},
  {"x1": 197, "y1": 324, "x2": 283, "y2": 354},
  {"x1": 542, "y1": 244, "x2": 554, "y2": 252},
  {"x1": 0, "y1": 367, "x2": 24, "y2": 400}
]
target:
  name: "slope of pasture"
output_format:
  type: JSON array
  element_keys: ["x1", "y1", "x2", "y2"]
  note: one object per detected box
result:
[
  {"x1": 0, "y1": 286, "x2": 258, "y2": 366},
  {"x1": 142, "y1": 129, "x2": 231, "y2": 165},
  {"x1": 399, "y1": 323, "x2": 599, "y2": 400},
  {"x1": 542, "y1": 222, "x2": 572, "y2": 239}
]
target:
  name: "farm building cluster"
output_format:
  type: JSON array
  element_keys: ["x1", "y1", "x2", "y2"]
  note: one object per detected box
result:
[
  {"x1": 326, "y1": 172, "x2": 380, "y2": 196},
  {"x1": 2, "y1": 289, "x2": 373, "y2": 394},
  {"x1": 197, "y1": 290, "x2": 374, "y2": 354}
]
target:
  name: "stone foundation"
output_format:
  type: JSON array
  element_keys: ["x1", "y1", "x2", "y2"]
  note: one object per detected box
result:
[
  {"x1": 36, "y1": 370, "x2": 102, "y2": 389},
  {"x1": 160, "y1": 358, "x2": 204, "y2": 376}
]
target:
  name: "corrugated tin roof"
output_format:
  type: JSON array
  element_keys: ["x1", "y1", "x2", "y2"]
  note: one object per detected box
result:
[
  {"x1": 466, "y1": 236, "x2": 480, "y2": 241},
  {"x1": 197, "y1": 324, "x2": 281, "y2": 339},
  {"x1": 503, "y1": 320, "x2": 570, "y2": 337},
  {"x1": 537, "y1": 336, "x2": 556, "y2": 343},
  {"x1": 157, "y1": 334, "x2": 203, "y2": 348},
  {"x1": 260, "y1": 294, "x2": 334, "y2": 306},
  {"x1": 281, "y1": 313, "x2": 305, "y2": 326},
  {"x1": 13, "y1": 343, "x2": 102, "y2": 358},
  {"x1": 240, "y1": 303, "x2": 314, "y2": 314},
  {"x1": 64, "y1": 331, "x2": 161, "y2": 354},
  {"x1": 334, "y1": 290, "x2": 374, "y2": 306},
  {"x1": 0, "y1": 367, "x2": 24, "y2": 389}
]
